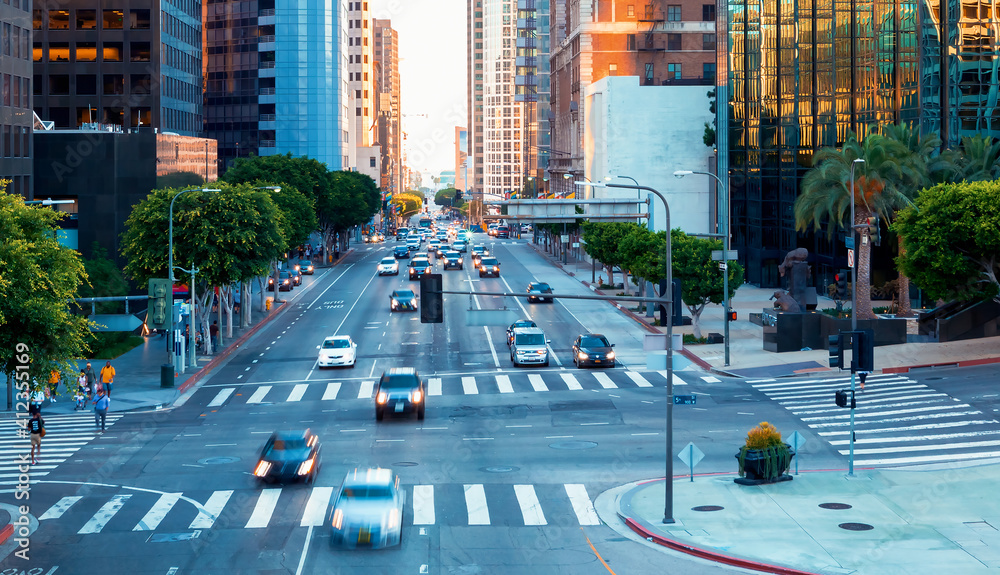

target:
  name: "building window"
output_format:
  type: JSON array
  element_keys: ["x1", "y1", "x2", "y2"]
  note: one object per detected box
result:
[
  {"x1": 627, "y1": 34, "x2": 636, "y2": 51},
  {"x1": 645, "y1": 63, "x2": 654, "y2": 82},
  {"x1": 667, "y1": 63, "x2": 682, "y2": 79},
  {"x1": 703, "y1": 4, "x2": 716, "y2": 21},
  {"x1": 703, "y1": 62, "x2": 715, "y2": 79},
  {"x1": 130, "y1": 42, "x2": 150, "y2": 62},
  {"x1": 667, "y1": 5, "x2": 681, "y2": 21},
  {"x1": 33, "y1": 42, "x2": 42, "y2": 61},
  {"x1": 703, "y1": 34, "x2": 716, "y2": 50},
  {"x1": 76, "y1": 9, "x2": 97, "y2": 29},
  {"x1": 667, "y1": 34, "x2": 681, "y2": 50},
  {"x1": 370, "y1": 157, "x2": 376, "y2": 167},
  {"x1": 102, "y1": 10, "x2": 123, "y2": 29},
  {"x1": 49, "y1": 42, "x2": 70, "y2": 61},
  {"x1": 130, "y1": 9, "x2": 150, "y2": 29},
  {"x1": 103, "y1": 74, "x2": 124, "y2": 95},
  {"x1": 103, "y1": 42, "x2": 123, "y2": 61},
  {"x1": 32, "y1": 10, "x2": 42, "y2": 30},
  {"x1": 77, "y1": 107, "x2": 98, "y2": 126},
  {"x1": 627, "y1": 4, "x2": 635, "y2": 16},
  {"x1": 49, "y1": 74, "x2": 70, "y2": 95},
  {"x1": 49, "y1": 10, "x2": 70, "y2": 29},
  {"x1": 609, "y1": 63, "x2": 617, "y2": 76},
  {"x1": 131, "y1": 74, "x2": 151, "y2": 94},
  {"x1": 78, "y1": 74, "x2": 97, "y2": 95}
]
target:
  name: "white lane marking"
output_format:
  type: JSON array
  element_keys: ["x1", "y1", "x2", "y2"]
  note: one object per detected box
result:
[
  {"x1": 247, "y1": 386, "x2": 271, "y2": 404},
  {"x1": 301, "y1": 486, "x2": 334, "y2": 527},
  {"x1": 462, "y1": 376, "x2": 479, "y2": 395},
  {"x1": 514, "y1": 485, "x2": 546, "y2": 525},
  {"x1": 322, "y1": 382, "x2": 341, "y2": 400},
  {"x1": 528, "y1": 374, "x2": 548, "y2": 391},
  {"x1": 412, "y1": 485, "x2": 435, "y2": 525},
  {"x1": 306, "y1": 265, "x2": 352, "y2": 310},
  {"x1": 207, "y1": 388, "x2": 234, "y2": 407},
  {"x1": 464, "y1": 484, "x2": 490, "y2": 525},
  {"x1": 656, "y1": 371, "x2": 688, "y2": 386},
  {"x1": 246, "y1": 488, "x2": 282, "y2": 528},
  {"x1": 561, "y1": 373, "x2": 582, "y2": 391},
  {"x1": 40, "y1": 496, "x2": 82, "y2": 520},
  {"x1": 625, "y1": 372, "x2": 653, "y2": 388},
  {"x1": 564, "y1": 484, "x2": 601, "y2": 525},
  {"x1": 133, "y1": 492, "x2": 181, "y2": 531},
  {"x1": 189, "y1": 491, "x2": 233, "y2": 529},
  {"x1": 427, "y1": 378, "x2": 442, "y2": 396},
  {"x1": 495, "y1": 375, "x2": 514, "y2": 394},
  {"x1": 357, "y1": 381, "x2": 375, "y2": 399},
  {"x1": 593, "y1": 373, "x2": 617, "y2": 389},
  {"x1": 78, "y1": 494, "x2": 132, "y2": 534},
  {"x1": 294, "y1": 525, "x2": 315, "y2": 575},
  {"x1": 286, "y1": 384, "x2": 309, "y2": 402},
  {"x1": 483, "y1": 326, "x2": 500, "y2": 368},
  {"x1": 701, "y1": 375, "x2": 721, "y2": 383}
]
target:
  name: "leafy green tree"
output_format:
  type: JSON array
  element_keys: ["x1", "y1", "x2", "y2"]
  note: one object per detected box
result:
[
  {"x1": 392, "y1": 192, "x2": 423, "y2": 220},
  {"x1": 618, "y1": 225, "x2": 660, "y2": 295},
  {"x1": 78, "y1": 242, "x2": 129, "y2": 315},
  {"x1": 669, "y1": 230, "x2": 745, "y2": 338},
  {"x1": 955, "y1": 135, "x2": 1000, "y2": 182},
  {"x1": 435, "y1": 188, "x2": 458, "y2": 207},
  {"x1": 581, "y1": 222, "x2": 637, "y2": 286},
  {"x1": 0, "y1": 189, "x2": 93, "y2": 396},
  {"x1": 893, "y1": 181, "x2": 1000, "y2": 302},
  {"x1": 317, "y1": 171, "x2": 380, "y2": 255},
  {"x1": 221, "y1": 153, "x2": 332, "y2": 202}
]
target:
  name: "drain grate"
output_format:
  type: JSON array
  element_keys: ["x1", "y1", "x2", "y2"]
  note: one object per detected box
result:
[
  {"x1": 692, "y1": 505, "x2": 724, "y2": 512},
  {"x1": 819, "y1": 503, "x2": 853, "y2": 510},
  {"x1": 839, "y1": 522, "x2": 874, "y2": 531},
  {"x1": 198, "y1": 456, "x2": 240, "y2": 465},
  {"x1": 481, "y1": 466, "x2": 520, "y2": 473}
]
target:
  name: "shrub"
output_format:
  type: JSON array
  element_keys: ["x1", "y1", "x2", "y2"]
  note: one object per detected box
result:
[
  {"x1": 744, "y1": 421, "x2": 783, "y2": 449},
  {"x1": 737, "y1": 421, "x2": 792, "y2": 478}
]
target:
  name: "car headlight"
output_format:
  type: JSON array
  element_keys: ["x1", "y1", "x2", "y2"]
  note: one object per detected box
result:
[
  {"x1": 410, "y1": 299, "x2": 417, "y2": 306},
  {"x1": 332, "y1": 508, "x2": 344, "y2": 530},
  {"x1": 411, "y1": 390, "x2": 423, "y2": 403},
  {"x1": 578, "y1": 352, "x2": 589, "y2": 360},
  {"x1": 492, "y1": 266, "x2": 498, "y2": 271},
  {"x1": 296, "y1": 458, "x2": 315, "y2": 476},
  {"x1": 607, "y1": 351, "x2": 615, "y2": 359},
  {"x1": 376, "y1": 391, "x2": 388, "y2": 404},
  {"x1": 253, "y1": 460, "x2": 272, "y2": 477},
  {"x1": 392, "y1": 301, "x2": 398, "y2": 308},
  {"x1": 386, "y1": 508, "x2": 399, "y2": 529}
]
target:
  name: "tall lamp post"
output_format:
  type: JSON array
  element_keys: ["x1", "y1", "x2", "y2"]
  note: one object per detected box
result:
[
  {"x1": 848, "y1": 158, "x2": 864, "y2": 476},
  {"x1": 674, "y1": 169, "x2": 732, "y2": 367},
  {"x1": 607, "y1": 175, "x2": 650, "y2": 314},
  {"x1": 577, "y1": 180, "x2": 676, "y2": 523}
]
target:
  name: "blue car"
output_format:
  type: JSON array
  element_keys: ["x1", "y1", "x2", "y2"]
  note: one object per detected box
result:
[{"x1": 393, "y1": 246, "x2": 410, "y2": 259}]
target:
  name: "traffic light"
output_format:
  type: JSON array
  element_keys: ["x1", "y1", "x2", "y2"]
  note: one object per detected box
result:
[
  {"x1": 835, "y1": 389, "x2": 856, "y2": 408},
  {"x1": 866, "y1": 215, "x2": 881, "y2": 246},
  {"x1": 420, "y1": 274, "x2": 443, "y2": 323},
  {"x1": 851, "y1": 329, "x2": 874, "y2": 373},
  {"x1": 835, "y1": 272, "x2": 850, "y2": 300},
  {"x1": 828, "y1": 333, "x2": 844, "y2": 369},
  {"x1": 726, "y1": 310, "x2": 737, "y2": 322},
  {"x1": 147, "y1": 278, "x2": 173, "y2": 331},
  {"x1": 455, "y1": 189, "x2": 463, "y2": 201}
]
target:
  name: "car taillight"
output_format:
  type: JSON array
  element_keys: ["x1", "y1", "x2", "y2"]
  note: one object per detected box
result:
[
  {"x1": 376, "y1": 391, "x2": 388, "y2": 404},
  {"x1": 253, "y1": 460, "x2": 272, "y2": 477},
  {"x1": 332, "y1": 508, "x2": 344, "y2": 530}
]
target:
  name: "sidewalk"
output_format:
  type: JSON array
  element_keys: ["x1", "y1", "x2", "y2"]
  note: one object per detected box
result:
[{"x1": 606, "y1": 462, "x2": 1000, "y2": 575}]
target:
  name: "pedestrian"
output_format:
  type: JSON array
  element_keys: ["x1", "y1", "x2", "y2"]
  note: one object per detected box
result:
[
  {"x1": 84, "y1": 361, "x2": 97, "y2": 400},
  {"x1": 305, "y1": 244, "x2": 311, "y2": 259},
  {"x1": 29, "y1": 388, "x2": 45, "y2": 415},
  {"x1": 93, "y1": 389, "x2": 110, "y2": 433},
  {"x1": 76, "y1": 370, "x2": 88, "y2": 410},
  {"x1": 210, "y1": 320, "x2": 219, "y2": 350},
  {"x1": 100, "y1": 360, "x2": 115, "y2": 397},
  {"x1": 29, "y1": 410, "x2": 45, "y2": 464},
  {"x1": 47, "y1": 370, "x2": 60, "y2": 402}
]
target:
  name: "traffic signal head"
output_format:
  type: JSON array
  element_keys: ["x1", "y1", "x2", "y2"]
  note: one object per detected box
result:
[
  {"x1": 851, "y1": 329, "x2": 875, "y2": 373},
  {"x1": 866, "y1": 215, "x2": 881, "y2": 246},
  {"x1": 727, "y1": 311, "x2": 737, "y2": 322},
  {"x1": 828, "y1": 333, "x2": 844, "y2": 369},
  {"x1": 835, "y1": 389, "x2": 856, "y2": 408},
  {"x1": 420, "y1": 274, "x2": 443, "y2": 323},
  {"x1": 147, "y1": 278, "x2": 173, "y2": 331},
  {"x1": 835, "y1": 272, "x2": 850, "y2": 300}
]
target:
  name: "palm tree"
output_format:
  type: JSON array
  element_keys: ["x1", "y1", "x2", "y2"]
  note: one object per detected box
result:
[
  {"x1": 957, "y1": 135, "x2": 1000, "y2": 182},
  {"x1": 795, "y1": 132, "x2": 916, "y2": 320}
]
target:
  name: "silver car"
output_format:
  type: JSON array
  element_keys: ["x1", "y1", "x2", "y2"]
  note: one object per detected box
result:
[{"x1": 329, "y1": 468, "x2": 403, "y2": 549}]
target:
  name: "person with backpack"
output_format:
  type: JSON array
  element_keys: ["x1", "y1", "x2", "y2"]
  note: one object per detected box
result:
[
  {"x1": 29, "y1": 411, "x2": 45, "y2": 464},
  {"x1": 93, "y1": 390, "x2": 110, "y2": 432},
  {"x1": 100, "y1": 361, "x2": 115, "y2": 397}
]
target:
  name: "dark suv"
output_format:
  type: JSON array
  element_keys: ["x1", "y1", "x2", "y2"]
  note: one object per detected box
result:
[
  {"x1": 375, "y1": 368, "x2": 425, "y2": 421},
  {"x1": 478, "y1": 257, "x2": 500, "y2": 278}
]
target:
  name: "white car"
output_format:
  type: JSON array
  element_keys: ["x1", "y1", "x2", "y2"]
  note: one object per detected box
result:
[
  {"x1": 318, "y1": 335, "x2": 357, "y2": 368},
  {"x1": 377, "y1": 257, "x2": 399, "y2": 276}
]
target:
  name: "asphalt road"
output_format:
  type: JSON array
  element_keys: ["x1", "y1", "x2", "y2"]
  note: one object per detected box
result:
[{"x1": 4, "y1": 227, "x2": 997, "y2": 575}]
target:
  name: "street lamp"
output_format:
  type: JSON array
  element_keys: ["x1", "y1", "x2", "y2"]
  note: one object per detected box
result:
[
  {"x1": 24, "y1": 198, "x2": 75, "y2": 206},
  {"x1": 848, "y1": 157, "x2": 864, "y2": 476},
  {"x1": 577, "y1": 180, "x2": 676, "y2": 524},
  {"x1": 674, "y1": 169, "x2": 733, "y2": 367}
]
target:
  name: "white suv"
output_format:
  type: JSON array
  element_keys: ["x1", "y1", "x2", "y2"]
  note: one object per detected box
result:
[
  {"x1": 510, "y1": 327, "x2": 550, "y2": 367},
  {"x1": 377, "y1": 257, "x2": 399, "y2": 276}
]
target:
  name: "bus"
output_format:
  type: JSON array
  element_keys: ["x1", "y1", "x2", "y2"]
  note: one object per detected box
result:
[{"x1": 419, "y1": 217, "x2": 433, "y2": 229}]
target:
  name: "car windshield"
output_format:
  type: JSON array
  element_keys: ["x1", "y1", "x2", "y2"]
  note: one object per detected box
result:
[
  {"x1": 271, "y1": 437, "x2": 306, "y2": 451},
  {"x1": 516, "y1": 333, "x2": 545, "y2": 345},
  {"x1": 446, "y1": 252, "x2": 459, "y2": 258},
  {"x1": 299, "y1": 260, "x2": 311, "y2": 266},
  {"x1": 392, "y1": 290, "x2": 415, "y2": 299},
  {"x1": 323, "y1": 339, "x2": 350, "y2": 349},
  {"x1": 531, "y1": 283, "x2": 551, "y2": 291},
  {"x1": 481, "y1": 258, "x2": 498, "y2": 265},
  {"x1": 381, "y1": 258, "x2": 396, "y2": 264},
  {"x1": 341, "y1": 485, "x2": 393, "y2": 499},
  {"x1": 380, "y1": 374, "x2": 419, "y2": 389},
  {"x1": 581, "y1": 336, "x2": 610, "y2": 347},
  {"x1": 513, "y1": 321, "x2": 536, "y2": 329}
]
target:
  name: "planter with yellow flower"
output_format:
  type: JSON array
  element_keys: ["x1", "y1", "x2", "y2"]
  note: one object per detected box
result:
[{"x1": 735, "y1": 421, "x2": 794, "y2": 486}]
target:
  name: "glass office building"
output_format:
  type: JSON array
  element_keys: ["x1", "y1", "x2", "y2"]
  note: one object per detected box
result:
[{"x1": 1, "y1": 0, "x2": 33, "y2": 197}]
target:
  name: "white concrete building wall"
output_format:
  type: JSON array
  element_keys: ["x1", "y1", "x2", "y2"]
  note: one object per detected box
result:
[{"x1": 583, "y1": 76, "x2": 715, "y2": 235}]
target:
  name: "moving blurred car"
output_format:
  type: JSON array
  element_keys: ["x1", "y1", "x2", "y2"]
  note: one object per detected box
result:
[
  {"x1": 471, "y1": 245, "x2": 490, "y2": 265},
  {"x1": 507, "y1": 319, "x2": 537, "y2": 346},
  {"x1": 496, "y1": 225, "x2": 510, "y2": 239},
  {"x1": 526, "y1": 282, "x2": 554, "y2": 303},
  {"x1": 572, "y1": 334, "x2": 616, "y2": 368},
  {"x1": 289, "y1": 267, "x2": 303, "y2": 286},
  {"x1": 375, "y1": 367, "x2": 425, "y2": 421},
  {"x1": 510, "y1": 326, "x2": 550, "y2": 367},
  {"x1": 329, "y1": 468, "x2": 403, "y2": 549},
  {"x1": 452, "y1": 241, "x2": 467, "y2": 253},
  {"x1": 428, "y1": 239, "x2": 441, "y2": 253},
  {"x1": 377, "y1": 257, "x2": 399, "y2": 275},
  {"x1": 389, "y1": 289, "x2": 417, "y2": 312},
  {"x1": 443, "y1": 251, "x2": 463, "y2": 270},
  {"x1": 297, "y1": 259, "x2": 315, "y2": 275},
  {"x1": 318, "y1": 335, "x2": 357, "y2": 368},
  {"x1": 406, "y1": 237, "x2": 421, "y2": 251},
  {"x1": 478, "y1": 256, "x2": 500, "y2": 278},
  {"x1": 253, "y1": 429, "x2": 321, "y2": 484},
  {"x1": 267, "y1": 271, "x2": 293, "y2": 291},
  {"x1": 408, "y1": 258, "x2": 432, "y2": 279}
]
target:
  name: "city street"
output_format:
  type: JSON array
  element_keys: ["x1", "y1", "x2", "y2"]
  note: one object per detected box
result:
[{"x1": 4, "y1": 231, "x2": 999, "y2": 574}]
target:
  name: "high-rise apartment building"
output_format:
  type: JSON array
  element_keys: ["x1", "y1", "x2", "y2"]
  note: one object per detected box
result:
[
  {"x1": 347, "y1": 1, "x2": 378, "y2": 180},
  {"x1": 467, "y1": 0, "x2": 484, "y2": 199},
  {"x1": 374, "y1": 19, "x2": 401, "y2": 197},
  {"x1": 549, "y1": 0, "x2": 716, "y2": 197},
  {"x1": 455, "y1": 126, "x2": 467, "y2": 193},
  {"x1": 481, "y1": 0, "x2": 525, "y2": 201},
  {"x1": 204, "y1": 0, "x2": 348, "y2": 172},
  {"x1": 515, "y1": 0, "x2": 550, "y2": 197},
  {"x1": 32, "y1": 0, "x2": 202, "y2": 136},
  {"x1": 1, "y1": 0, "x2": 33, "y2": 197}
]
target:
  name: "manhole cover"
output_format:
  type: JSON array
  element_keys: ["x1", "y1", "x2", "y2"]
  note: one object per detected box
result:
[
  {"x1": 820, "y1": 503, "x2": 853, "y2": 510},
  {"x1": 926, "y1": 377, "x2": 943, "y2": 381},
  {"x1": 692, "y1": 505, "x2": 724, "y2": 512},
  {"x1": 481, "y1": 466, "x2": 520, "y2": 473},
  {"x1": 839, "y1": 522, "x2": 874, "y2": 531},
  {"x1": 198, "y1": 456, "x2": 240, "y2": 465},
  {"x1": 549, "y1": 441, "x2": 598, "y2": 450},
  {"x1": 393, "y1": 462, "x2": 419, "y2": 467}
]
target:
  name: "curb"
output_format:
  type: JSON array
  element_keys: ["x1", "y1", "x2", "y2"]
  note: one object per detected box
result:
[
  {"x1": 0, "y1": 524, "x2": 12, "y2": 545},
  {"x1": 883, "y1": 356, "x2": 1000, "y2": 374}
]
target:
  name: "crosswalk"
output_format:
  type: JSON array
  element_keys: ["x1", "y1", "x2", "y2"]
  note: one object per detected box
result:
[
  {"x1": 202, "y1": 369, "x2": 687, "y2": 408},
  {"x1": 0, "y1": 413, "x2": 124, "y2": 487},
  {"x1": 751, "y1": 373, "x2": 1000, "y2": 466},
  {"x1": 36, "y1": 482, "x2": 603, "y2": 534}
]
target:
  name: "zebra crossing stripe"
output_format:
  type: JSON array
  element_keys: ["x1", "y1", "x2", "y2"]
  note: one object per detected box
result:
[
  {"x1": 842, "y1": 438, "x2": 1000, "y2": 456},
  {"x1": 39, "y1": 496, "x2": 81, "y2": 520},
  {"x1": 189, "y1": 490, "x2": 233, "y2": 529},
  {"x1": 247, "y1": 386, "x2": 271, "y2": 404},
  {"x1": 561, "y1": 374, "x2": 582, "y2": 391},
  {"x1": 779, "y1": 390, "x2": 944, "y2": 407},
  {"x1": 462, "y1": 377, "x2": 479, "y2": 395},
  {"x1": 789, "y1": 397, "x2": 951, "y2": 415},
  {"x1": 301, "y1": 486, "x2": 333, "y2": 527},
  {"x1": 207, "y1": 388, "x2": 235, "y2": 407},
  {"x1": 427, "y1": 378, "x2": 442, "y2": 396},
  {"x1": 357, "y1": 381, "x2": 375, "y2": 399},
  {"x1": 79, "y1": 494, "x2": 131, "y2": 534},
  {"x1": 287, "y1": 384, "x2": 308, "y2": 402},
  {"x1": 495, "y1": 375, "x2": 514, "y2": 394},
  {"x1": 809, "y1": 410, "x2": 983, "y2": 428},
  {"x1": 412, "y1": 485, "x2": 435, "y2": 525},
  {"x1": 701, "y1": 375, "x2": 721, "y2": 383},
  {"x1": 528, "y1": 374, "x2": 548, "y2": 392},
  {"x1": 801, "y1": 403, "x2": 973, "y2": 422},
  {"x1": 856, "y1": 450, "x2": 1000, "y2": 467},
  {"x1": 564, "y1": 484, "x2": 600, "y2": 525},
  {"x1": 818, "y1": 420, "x2": 996, "y2": 437},
  {"x1": 514, "y1": 485, "x2": 546, "y2": 525},
  {"x1": 828, "y1": 428, "x2": 1000, "y2": 445},
  {"x1": 625, "y1": 372, "x2": 653, "y2": 388},
  {"x1": 593, "y1": 373, "x2": 617, "y2": 389},
  {"x1": 322, "y1": 382, "x2": 341, "y2": 400},
  {"x1": 246, "y1": 489, "x2": 282, "y2": 528},
  {"x1": 133, "y1": 493, "x2": 181, "y2": 531},
  {"x1": 464, "y1": 484, "x2": 490, "y2": 525}
]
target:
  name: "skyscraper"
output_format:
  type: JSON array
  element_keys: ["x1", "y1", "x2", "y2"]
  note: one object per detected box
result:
[
  {"x1": 515, "y1": 0, "x2": 550, "y2": 197},
  {"x1": 481, "y1": 0, "x2": 524, "y2": 201},
  {"x1": 467, "y1": 0, "x2": 484, "y2": 200},
  {"x1": 1, "y1": 0, "x2": 33, "y2": 197},
  {"x1": 347, "y1": 1, "x2": 378, "y2": 180},
  {"x1": 374, "y1": 19, "x2": 401, "y2": 197}
]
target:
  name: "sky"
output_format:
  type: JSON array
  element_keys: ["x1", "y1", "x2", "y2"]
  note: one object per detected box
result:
[{"x1": 371, "y1": 0, "x2": 467, "y2": 179}]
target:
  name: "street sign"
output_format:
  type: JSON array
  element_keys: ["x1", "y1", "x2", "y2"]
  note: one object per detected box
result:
[
  {"x1": 847, "y1": 249, "x2": 855, "y2": 268},
  {"x1": 788, "y1": 430, "x2": 806, "y2": 475},
  {"x1": 845, "y1": 236, "x2": 855, "y2": 249},
  {"x1": 677, "y1": 442, "x2": 705, "y2": 481},
  {"x1": 89, "y1": 314, "x2": 143, "y2": 332},
  {"x1": 673, "y1": 394, "x2": 696, "y2": 405},
  {"x1": 711, "y1": 250, "x2": 739, "y2": 261}
]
